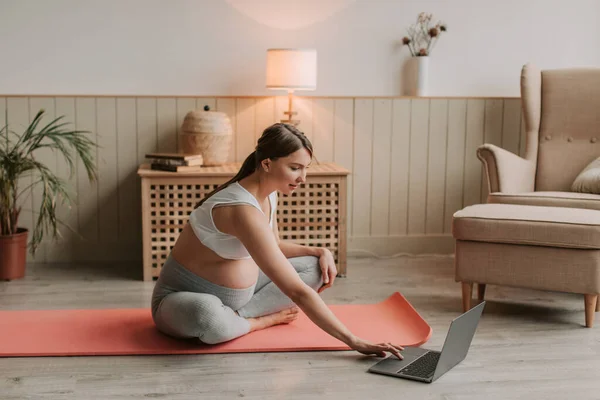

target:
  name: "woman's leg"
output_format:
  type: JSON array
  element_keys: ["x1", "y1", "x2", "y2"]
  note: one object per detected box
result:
[
  {"x1": 153, "y1": 291, "x2": 301, "y2": 344},
  {"x1": 153, "y1": 291, "x2": 251, "y2": 344},
  {"x1": 237, "y1": 255, "x2": 323, "y2": 318},
  {"x1": 150, "y1": 254, "x2": 320, "y2": 344}
]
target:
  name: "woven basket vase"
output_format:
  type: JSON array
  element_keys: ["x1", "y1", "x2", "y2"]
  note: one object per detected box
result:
[{"x1": 180, "y1": 109, "x2": 233, "y2": 166}]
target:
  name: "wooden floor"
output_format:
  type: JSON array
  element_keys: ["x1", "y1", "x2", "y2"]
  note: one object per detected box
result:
[{"x1": 1, "y1": 255, "x2": 599, "y2": 399}]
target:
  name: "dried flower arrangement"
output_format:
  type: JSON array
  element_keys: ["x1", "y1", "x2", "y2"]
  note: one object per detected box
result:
[{"x1": 402, "y1": 12, "x2": 447, "y2": 57}]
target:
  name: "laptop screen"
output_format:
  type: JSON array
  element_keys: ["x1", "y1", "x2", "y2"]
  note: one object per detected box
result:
[{"x1": 433, "y1": 301, "x2": 485, "y2": 380}]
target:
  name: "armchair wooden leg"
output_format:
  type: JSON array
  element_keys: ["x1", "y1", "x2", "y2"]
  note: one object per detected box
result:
[
  {"x1": 462, "y1": 282, "x2": 473, "y2": 312},
  {"x1": 584, "y1": 294, "x2": 597, "y2": 328},
  {"x1": 477, "y1": 283, "x2": 486, "y2": 303},
  {"x1": 596, "y1": 295, "x2": 599, "y2": 312}
]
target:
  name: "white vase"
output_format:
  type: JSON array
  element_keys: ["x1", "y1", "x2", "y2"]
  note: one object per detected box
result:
[
  {"x1": 406, "y1": 56, "x2": 429, "y2": 96},
  {"x1": 415, "y1": 56, "x2": 429, "y2": 96}
]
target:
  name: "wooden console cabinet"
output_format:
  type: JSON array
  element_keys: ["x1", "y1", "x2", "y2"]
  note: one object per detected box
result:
[{"x1": 138, "y1": 163, "x2": 350, "y2": 281}]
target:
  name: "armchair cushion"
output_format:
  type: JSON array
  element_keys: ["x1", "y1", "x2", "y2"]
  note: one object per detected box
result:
[
  {"x1": 572, "y1": 157, "x2": 600, "y2": 194},
  {"x1": 488, "y1": 191, "x2": 600, "y2": 211}
]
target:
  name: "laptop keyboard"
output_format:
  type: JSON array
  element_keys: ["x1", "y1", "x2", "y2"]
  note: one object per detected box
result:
[{"x1": 398, "y1": 351, "x2": 440, "y2": 378}]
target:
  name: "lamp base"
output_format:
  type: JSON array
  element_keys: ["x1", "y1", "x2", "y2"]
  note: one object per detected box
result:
[
  {"x1": 280, "y1": 120, "x2": 300, "y2": 126},
  {"x1": 280, "y1": 111, "x2": 300, "y2": 126}
]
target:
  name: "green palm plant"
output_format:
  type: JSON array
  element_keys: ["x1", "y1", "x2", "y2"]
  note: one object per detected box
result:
[{"x1": 0, "y1": 108, "x2": 98, "y2": 255}]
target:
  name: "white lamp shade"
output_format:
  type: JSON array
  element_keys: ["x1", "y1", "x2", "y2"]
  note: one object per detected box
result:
[{"x1": 266, "y1": 48, "x2": 317, "y2": 91}]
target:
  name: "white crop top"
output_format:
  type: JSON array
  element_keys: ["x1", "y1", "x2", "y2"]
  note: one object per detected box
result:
[{"x1": 189, "y1": 182, "x2": 277, "y2": 260}]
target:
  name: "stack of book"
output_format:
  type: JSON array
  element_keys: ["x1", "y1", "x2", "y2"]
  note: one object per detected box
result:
[{"x1": 146, "y1": 152, "x2": 204, "y2": 172}]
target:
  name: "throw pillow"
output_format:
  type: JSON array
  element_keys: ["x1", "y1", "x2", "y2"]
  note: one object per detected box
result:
[{"x1": 571, "y1": 156, "x2": 600, "y2": 194}]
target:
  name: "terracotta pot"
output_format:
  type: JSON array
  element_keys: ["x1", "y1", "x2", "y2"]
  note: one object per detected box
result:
[{"x1": 0, "y1": 228, "x2": 28, "y2": 281}]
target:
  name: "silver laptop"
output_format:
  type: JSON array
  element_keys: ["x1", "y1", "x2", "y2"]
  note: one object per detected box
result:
[{"x1": 368, "y1": 301, "x2": 485, "y2": 383}]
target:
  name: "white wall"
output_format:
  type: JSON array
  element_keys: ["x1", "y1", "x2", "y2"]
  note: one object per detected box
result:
[{"x1": 1, "y1": 0, "x2": 599, "y2": 97}]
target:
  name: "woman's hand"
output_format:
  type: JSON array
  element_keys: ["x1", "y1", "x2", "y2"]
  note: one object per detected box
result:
[
  {"x1": 317, "y1": 248, "x2": 337, "y2": 293},
  {"x1": 349, "y1": 337, "x2": 404, "y2": 360}
]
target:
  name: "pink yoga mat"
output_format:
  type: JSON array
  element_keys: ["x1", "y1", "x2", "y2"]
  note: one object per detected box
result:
[{"x1": 0, "y1": 292, "x2": 431, "y2": 357}]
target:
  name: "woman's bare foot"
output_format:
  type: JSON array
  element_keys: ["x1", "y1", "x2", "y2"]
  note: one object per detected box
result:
[{"x1": 246, "y1": 307, "x2": 300, "y2": 332}]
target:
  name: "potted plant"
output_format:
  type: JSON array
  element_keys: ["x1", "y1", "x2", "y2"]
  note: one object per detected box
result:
[
  {"x1": 401, "y1": 12, "x2": 447, "y2": 96},
  {"x1": 0, "y1": 109, "x2": 98, "y2": 280}
]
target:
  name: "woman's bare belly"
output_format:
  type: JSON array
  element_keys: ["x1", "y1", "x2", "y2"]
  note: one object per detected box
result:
[{"x1": 170, "y1": 223, "x2": 259, "y2": 289}]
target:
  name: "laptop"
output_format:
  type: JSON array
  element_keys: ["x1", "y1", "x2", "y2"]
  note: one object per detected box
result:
[{"x1": 368, "y1": 301, "x2": 485, "y2": 383}]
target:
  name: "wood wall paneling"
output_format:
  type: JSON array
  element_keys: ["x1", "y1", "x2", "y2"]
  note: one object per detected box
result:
[{"x1": 0, "y1": 96, "x2": 522, "y2": 262}]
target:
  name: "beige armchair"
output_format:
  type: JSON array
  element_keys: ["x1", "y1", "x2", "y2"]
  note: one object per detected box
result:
[
  {"x1": 453, "y1": 64, "x2": 600, "y2": 327},
  {"x1": 477, "y1": 63, "x2": 600, "y2": 209}
]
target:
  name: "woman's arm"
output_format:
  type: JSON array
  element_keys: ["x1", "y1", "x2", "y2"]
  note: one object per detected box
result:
[
  {"x1": 227, "y1": 205, "x2": 403, "y2": 359},
  {"x1": 233, "y1": 206, "x2": 353, "y2": 343}
]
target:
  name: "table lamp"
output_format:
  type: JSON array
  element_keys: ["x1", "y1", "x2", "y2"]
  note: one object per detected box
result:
[{"x1": 266, "y1": 48, "x2": 317, "y2": 126}]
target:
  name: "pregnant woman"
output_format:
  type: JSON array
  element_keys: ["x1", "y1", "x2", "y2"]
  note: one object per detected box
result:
[{"x1": 151, "y1": 122, "x2": 403, "y2": 360}]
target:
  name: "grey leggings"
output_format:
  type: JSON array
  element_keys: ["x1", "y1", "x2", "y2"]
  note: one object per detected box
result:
[{"x1": 151, "y1": 254, "x2": 323, "y2": 344}]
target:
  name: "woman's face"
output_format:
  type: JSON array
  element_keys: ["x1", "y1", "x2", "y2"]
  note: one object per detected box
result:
[{"x1": 265, "y1": 148, "x2": 312, "y2": 195}]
